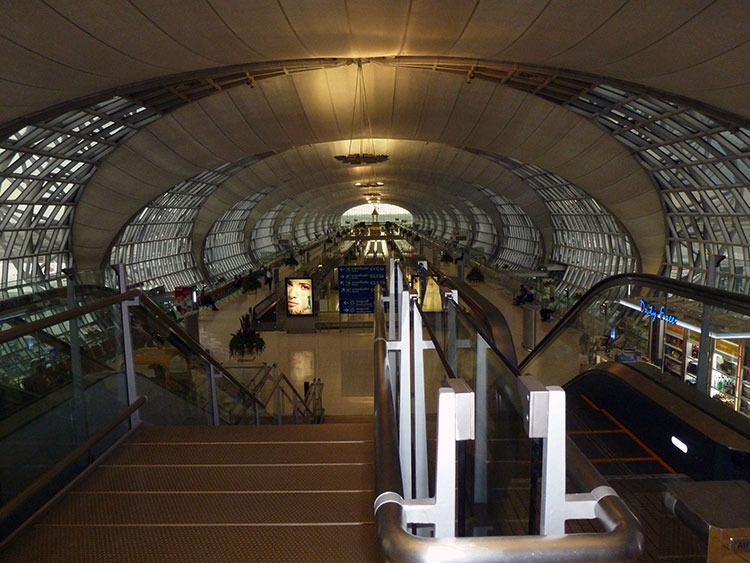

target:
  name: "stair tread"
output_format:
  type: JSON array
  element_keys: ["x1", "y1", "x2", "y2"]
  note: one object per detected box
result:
[
  {"x1": 105, "y1": 442, "x2": 373, "y2": 465},
  {"x1": 127, "y1": 423, "x2": 373, "y2": 443},
  {"x1": 0, "y1": 524, "x2": 377, "y2": 563},
  {"x1": 39, "y1": 491, "x2": 374, "y2": 525},
  {"x1": 77, "y1": 464, "x2": 374, "y2": 492}
]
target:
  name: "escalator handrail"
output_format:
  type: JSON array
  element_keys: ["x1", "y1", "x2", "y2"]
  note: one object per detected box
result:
[
  {"x1": 438, "y1": 274, "x2": 519, "y2": 369},
  {"x1": 520, "y1": 272, "x2": 750, "y2": 372},
  {"x1": 0, "y1": 289, "x2": 141, "y2": 344},
  {"x1": 0, "y1": 289, "x2": 265, "y2": 410},
  {"x1": 373, "y1": 285, "x2": 644, "y2": 562},
  {"x1": 135, "y1": 294, "x2": 264, "y2": 408}
]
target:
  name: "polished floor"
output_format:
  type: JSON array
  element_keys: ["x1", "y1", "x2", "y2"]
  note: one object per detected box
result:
[
  {"x1": 195, "y1": 262, "x2": 556, "y2": 418},
  {"x1": 198, "y1": 285, "x2": 375, "y2": 417}
]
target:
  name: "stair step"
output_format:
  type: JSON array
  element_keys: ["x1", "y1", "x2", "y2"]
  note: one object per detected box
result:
[
  {"x1": 127, "y1": 423, "x2": 373, "y2": 443},
  {"x1": 0, "y1": 524, "x2": 377, "y2": 563},
  {"x1": 77, "y1": 464, "x2": 374, "y2": 492},
  {"x1": 105, "y1": 442, "x2": 372, "y2": 466},
  {"x1": 39, "y1": 491, "x2": 373, "y2": 525}
]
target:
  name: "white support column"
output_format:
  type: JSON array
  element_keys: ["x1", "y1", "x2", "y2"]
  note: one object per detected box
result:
[
  {"x1": 388, "y1": 258, "x2": 396, "y2": 340},
  {"x1": 386, "y1": 290, "x2": 414, "y2": 499},
  {"x1": 401, "y1": 379, "x2": 475, "y2": 539},
  {"x1": 412, "y1": 299, "x2": 433, "y2": 500},
  {"x1": 541, "y1": 386, "x2": 567, "y2": 536},
  {"x1": 474, "y1": 334, "x2": 489, "y2": 504},
  {"x1": 116, "y1": 263, "x2": 140, "y2": 428},
  {"x1": 518, "y1": 376, "x2": 615, "y2": 536}
]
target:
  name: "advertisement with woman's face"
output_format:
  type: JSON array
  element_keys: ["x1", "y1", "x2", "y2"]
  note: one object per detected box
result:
[{"x1": 286, "y1": 278, "x2": 313, "y2": 315}]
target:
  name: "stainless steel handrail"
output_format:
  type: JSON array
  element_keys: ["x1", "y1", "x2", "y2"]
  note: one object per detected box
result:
[
  {"x1": 373, "y1": 285, "x2": 644, "y2": 562},
  {"x1": 0, "y1": 289, "x2": 265, "y2": 410}
]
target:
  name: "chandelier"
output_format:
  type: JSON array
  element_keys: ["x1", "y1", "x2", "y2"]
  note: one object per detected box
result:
[{"x1": 335, "y1": 60, "x2": 389, "y2": 165}]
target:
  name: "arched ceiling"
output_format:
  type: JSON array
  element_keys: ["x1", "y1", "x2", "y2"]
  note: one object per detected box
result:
[
  {"x1": 2, "y1": 1, "x2": 750, "y2": 290},
  {"x1": 2, "y1": 1, "x2": 750, "y2": 126},
  {"x1": 72, "y1": 64, "x2": 660, "y2": 271}
]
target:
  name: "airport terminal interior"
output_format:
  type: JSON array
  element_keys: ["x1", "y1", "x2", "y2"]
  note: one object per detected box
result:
[{"x1": 1, "y1": 2, "x2": 750, "y2": 561}]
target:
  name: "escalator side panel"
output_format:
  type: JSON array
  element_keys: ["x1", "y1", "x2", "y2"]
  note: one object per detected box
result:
[{"x1": 565, "y1": 366, "x2": 750, "y2": 481}]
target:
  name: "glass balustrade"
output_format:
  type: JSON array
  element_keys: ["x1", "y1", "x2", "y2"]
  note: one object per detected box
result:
[
  {"x1": 521, "y1": 275, "x2": 750, "y2": 420},
  {"x1": 0, "y1": 301, "x2": 129, "y2": 529},
  {"x1": 415, "y1": 289, "x2": 534, "y2": 536}
]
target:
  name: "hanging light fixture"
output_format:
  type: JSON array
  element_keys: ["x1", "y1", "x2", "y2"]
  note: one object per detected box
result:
[{"x1": 335, "y1": 60, "x2": 389, "y2": 165}]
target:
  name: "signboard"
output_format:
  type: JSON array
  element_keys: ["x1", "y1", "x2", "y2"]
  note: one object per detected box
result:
[
  {"x1": 338, "y1": 265, "x2": 387, "y2": 314},
  {"x1": 286, "y1": 278, "x2": 314, "y2": 316}
]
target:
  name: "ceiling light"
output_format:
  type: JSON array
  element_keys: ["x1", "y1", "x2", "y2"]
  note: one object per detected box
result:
[
  {"x1": 355, "y1": 181, "x2": 384, "y2": 188},
  {"x1": 335, "y1": 60, "x2": 389, "y2": 166}
]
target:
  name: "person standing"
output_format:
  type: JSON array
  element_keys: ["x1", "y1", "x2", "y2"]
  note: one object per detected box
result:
[
  {"x1": 265, "y1": 267, "x2": 273, "y2": 291},
  {"x1": 417, "y1": 263, "x2": 428, "y2": 306}
]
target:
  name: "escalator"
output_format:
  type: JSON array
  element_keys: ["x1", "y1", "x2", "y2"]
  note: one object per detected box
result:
[{"x1": 434, "y1": 270, "x2": 750, "y2": 560}]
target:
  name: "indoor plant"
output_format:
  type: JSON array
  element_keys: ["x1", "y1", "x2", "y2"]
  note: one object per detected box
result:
[{"x1": 229, "y1": 313, "x2": 266, "y2": 359}]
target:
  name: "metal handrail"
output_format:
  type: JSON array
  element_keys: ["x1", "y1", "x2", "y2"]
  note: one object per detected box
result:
[
  {"x1": 373, "y1": 285, "x2": 644, "y2": 562},
  {"x1": 0, "y1": 395, "x2": 147, "y2": 528},
  {"x1": 0, "y1": 289, "x2": 265, "y2": 410},
  {"x1": 520, "y1": 272, "x2": 750, "y2": 372},
  {"x1": 0, "y1": 289, "x2": 141, "y2": 344},
  {"x1": 132, "y1": 294, "x2": 265, "y2": 409},
  {"x1": 438, "y1": 275, "x2": 519, "y2": 368}
]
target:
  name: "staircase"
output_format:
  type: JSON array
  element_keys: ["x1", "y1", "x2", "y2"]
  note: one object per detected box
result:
[{"x1": 1, "y1": 422, "x2": 377, "y2": 562}]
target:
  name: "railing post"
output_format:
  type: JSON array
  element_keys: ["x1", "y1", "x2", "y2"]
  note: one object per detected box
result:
[
  {"x1": 412, "y1": 299, "x2": 432, "y2": 501},
  {"x1": 400, "y1": 379, "x2": 475, "y2": 538},
  {"x1": 474, "y1": 334, "x2": 489, "y2": 505},
  {"x1": 385, "y1": 289, "x2": 414, "y2": 498},
  {"x1": 275, "y1": 369, "x2": 283, "y2": 424},
  {"x1": 208, "y1": 363, "x2": 219, "y2": 426},
  {"x1": 116, "y1": 263, "x2": 140, "y2": 428},
  {"x1": 519, "y1": 375, "x2": 617, "y2": 536}
]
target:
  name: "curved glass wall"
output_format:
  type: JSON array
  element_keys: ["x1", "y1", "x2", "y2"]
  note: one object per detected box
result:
[
  {"x1": 0, "y1": 97, "x2": 158, "y2": 294},
  {"x1": 251, "y1": 202, "x2": 288, "y2": 263},
  {"x1": 568, "y1": 84, "x2": 750, "y2": 294},
  {"x1": 204, "y1": 188, "x2": 271, "y2": 282},
  {"x1": 463, "y1": 200, "x2": 498, "y2": 258},
  {"x1": 480, "y1": 188, "x2": 542, "y2": 270},
  {"x1": 470, "y1": 150, "x2": 635, "y2": 293},
  {"x1": 110, "y1": 157, "x2": 257, "y2": 290}
]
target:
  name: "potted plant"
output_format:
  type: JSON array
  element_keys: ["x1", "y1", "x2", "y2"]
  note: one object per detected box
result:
[
  {"x1": 229, "y1": 313, "x2": 266, "y2": 360},
  {"x1": 466, "y1": 266, "x2": 485, "y2": 284},
  {"x1": 242, "y1": 275, "x2": 262, "y2": 293}
]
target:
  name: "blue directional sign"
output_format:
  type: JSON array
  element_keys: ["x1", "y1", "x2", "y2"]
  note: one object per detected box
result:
[{"x1": 338, "y1": 265, "x2": 387, "y2": 314}]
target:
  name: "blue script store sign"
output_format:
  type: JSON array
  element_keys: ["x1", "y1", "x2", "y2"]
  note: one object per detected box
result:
[{"x1": 640, "y1": 299, "x2": 677, "y2": 324}]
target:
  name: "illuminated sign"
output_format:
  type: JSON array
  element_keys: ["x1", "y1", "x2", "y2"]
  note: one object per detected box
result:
[{"x1": 640, "y1": 299, "x2": 676, "y2": 324}]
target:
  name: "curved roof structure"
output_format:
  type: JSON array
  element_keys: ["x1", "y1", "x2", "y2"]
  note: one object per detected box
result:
[{"x1": 2, "y1": 1, "x2": 750, "y2": 294}]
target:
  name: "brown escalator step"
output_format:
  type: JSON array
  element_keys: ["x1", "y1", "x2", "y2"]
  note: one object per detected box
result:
[
  {"x1": 0, "y1": 524, "x2": 377, "y2": 563},
  {"x1": 38, "y1": 491, "x2": 374, "y2": 525},
  {"x1": 126, "y1": 423, "x2": 373, "y2": 444},
  {"x1": 105, "y1": 441, "x2": 373, "y2": 466},
  {"x1": 76, "y1": 464, "x2": 374, "y2": 492}
]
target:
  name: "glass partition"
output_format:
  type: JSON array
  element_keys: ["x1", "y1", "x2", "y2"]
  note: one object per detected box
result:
[
  {"x1": 417, "y1": 297, "x2": 534, "y2": 536},
  {"x1": 0, "y1": 302, "x2": 129, "y2": 524},
  {"x1": 522, "y1": 276, "x2": 750, "y2": 420}
]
